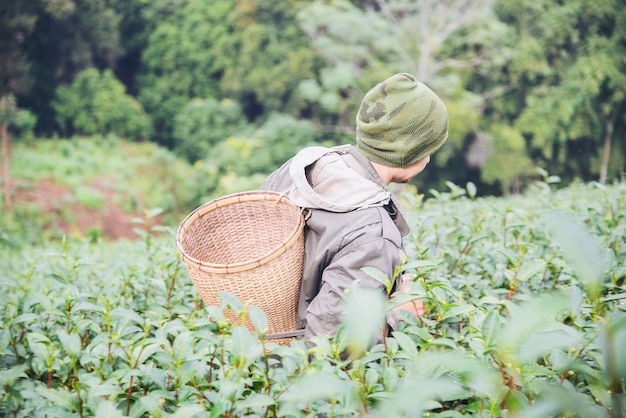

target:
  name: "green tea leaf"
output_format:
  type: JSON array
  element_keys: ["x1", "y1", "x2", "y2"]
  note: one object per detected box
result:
[
  {"x1": 161, "y1": 318, "x2": 189, "y2": 336},
  {"x1": 171, "y1": 405, "x2": 206, "y2": 418},
  {"x1": 248, "y1": 305, "x2": 268, "y2": 335},
  {"x1": 0, "y1": 365, "x2": 28, "y2": 386},
  {"x1": 496, "y1": 292, "x2": 570, "y2": 365},
  {"x1": 71, "y1": 301, "x2": 105, "y2": 314},
  {"x1": 230, "y1": 326, "x2": 261, "y2": 362},
  {"x1": 361, "y1": 266, "x2": 390, "y2": 287},
  {"x1": 14, "y1": 313, "x2": 39, "y2": 324},
  {"x1": 545, "y1": 212, "x2": 604, "y2": 301},
  {"x1": 466, "y1": 182, "x2": 477, "y2": 199},
  {"x1": 133, "y1": 343, "x2": 161, "y2": 366},
  {"x1": 218, "y1": 291, "x2": 244, "y2": 313},
  {"x1": 427, "y1": 337, "x2": 458, "y2": 349},
  {"x1": 440, "y1": 303, "x2": 476, "y2": 321},
  {"x1": 56, "y1": 329, "x2": 81, "y2": 356},
  {"x1": 95, "y1": 400, "x2": 125, "y2": 418},
  {"x1": 517, "y1": 327, "x2": 582, "y2": 363},
  {"x1": 374, "y1": 376, "x2": 464, "y2": 416},
  {"x1": 402, "y1": 259, "x2": 442, "y2": 271},
  {"x1": 36, "y1": 387, "x2": 78, "y2": 411},
  {"x1": 482, "y1": 310, "x2": 502, "y2": 348},
  {"x1": 382, "y1": 365, "x2": 399, "y2": 392},
  {"x1": 392, "y1": 332, "x2": 418, "y2": 359},
  {"x1": 110, "y1": 307, "x2": 144, "y2": 326},
  {"x1": 517, "y1": 259, "x2": 546, "y2": 282},
  {"x1": 281, "y1": 372, "x2": 351, "y2": 403},
  {"x1": 234, "y1": 393, "x2": 276, "y2": 411},
  {"x1": 406, "y1": 326, "x2": 434, "y2": 343},
  {"x1": 343, "y1": 287, "x2": 386, "y2": 355}
]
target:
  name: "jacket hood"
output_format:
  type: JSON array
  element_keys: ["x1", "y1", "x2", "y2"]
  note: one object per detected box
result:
[
  {"x1": 286, "y1": 145, "x2": 410, "y2": 236},
  {"x1": 286, "y1": 145, "x2": 389, "y2": 211}
]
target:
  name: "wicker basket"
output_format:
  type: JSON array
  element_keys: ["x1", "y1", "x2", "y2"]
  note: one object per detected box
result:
[{"x1": 176, "y1": 191, "x2": 305, "y2": 345}]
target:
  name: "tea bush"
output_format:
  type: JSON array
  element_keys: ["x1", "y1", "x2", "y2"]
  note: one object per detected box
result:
[{"x1": 1, "y1": 180, "x2": 625, "y2": 417}]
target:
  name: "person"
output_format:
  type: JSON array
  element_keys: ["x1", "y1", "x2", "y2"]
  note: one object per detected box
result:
[{"x1": 260, "y1": 72, "x2": 448, "y2": 344}]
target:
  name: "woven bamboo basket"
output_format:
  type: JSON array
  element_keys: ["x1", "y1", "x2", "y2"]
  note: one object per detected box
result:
[{"x1": 176, "y1": 191, "x2": 305, "y2": 345}]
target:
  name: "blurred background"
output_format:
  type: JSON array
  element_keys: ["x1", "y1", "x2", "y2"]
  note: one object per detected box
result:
[{"x1": 1, "y1": 0, "x2": 624, "y2": 242}]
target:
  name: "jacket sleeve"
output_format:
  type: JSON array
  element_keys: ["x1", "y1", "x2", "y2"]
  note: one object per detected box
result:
[{"x1": 304, "y1": 220, "x2": 403, "y2": 342}]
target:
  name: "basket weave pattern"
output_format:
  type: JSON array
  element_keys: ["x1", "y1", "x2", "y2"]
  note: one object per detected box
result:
[{"x1": 176, "y1": 191, "x2": 305, "y2": 345}]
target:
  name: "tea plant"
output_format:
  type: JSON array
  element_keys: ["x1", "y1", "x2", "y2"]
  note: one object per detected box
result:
[{"x1": 1, "y1": 179, "x2": 624, "y2": 417}]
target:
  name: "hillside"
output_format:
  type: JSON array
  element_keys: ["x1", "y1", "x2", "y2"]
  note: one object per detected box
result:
[
  {"x1": 4, "y1": 137, "x2": 224, "y2": 244},
  {"x1": 3, "y1": 136, "x2": 625, "y2": 246}
]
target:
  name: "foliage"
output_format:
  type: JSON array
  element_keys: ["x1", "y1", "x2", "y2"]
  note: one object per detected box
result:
[
  {"x1": 15, "y1": 0, "x2": 124, "y2": 132},
  {"x1": 12, "y1": 108, "x2": 38, "y2": 142},
  {"x1": 246, "y1": 112, "x2": 323, "y2": 174},
  {"x1": 8, "y1": 137, "x2": 213, "y2": 234},
  {"x1": 478, "y1": 123, "x2": 535, "y2": 193},
  {"x1": 173, "y1": 98, "x2": 249, "y2": 163},
  {"x1": 0, "y1": 94, "x2": 18, "y2": 126},
  {"x1": 136, "y1": 0, "x2": 236, "y2": 146},
  {"x1": 1, "y1": 179, "x2": 625, "y2": 416},
  {"x1": 4, "y1": 0, "x2": 626, "y2": 198},
  {"x1": 219, "y1": 0, "x2": 319, "y2": 117},
  {"x1": 296, "y1": 0, "x2": 505, "y2": 142},
  {"x1": 493, "y1": 0, "x2": 626, "y2": 183},
  {"x1": 0, "y1": 1, "x2": 38, "y2": 98},
  {"x1": 53, "y1": 69, "x2": 151, "y2": 141},
  {"x1": 137, "y1": 0, "x2": 318, "y2": 146},
  {"x1": 196, "y1": 112, "x2": 323, "y2": 198}
]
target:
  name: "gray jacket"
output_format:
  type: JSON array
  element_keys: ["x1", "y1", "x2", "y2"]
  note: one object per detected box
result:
[{"x1": 260, "y1": 145, "x2": 410, "y2": 342}]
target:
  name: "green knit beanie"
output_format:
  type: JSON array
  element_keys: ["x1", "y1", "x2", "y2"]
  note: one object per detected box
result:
[{"x1": 355, "y1": 73, "x2": 449, "y2": 168}]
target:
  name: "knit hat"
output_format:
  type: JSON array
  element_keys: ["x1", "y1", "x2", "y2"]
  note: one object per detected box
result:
[{"x1": 355, "y1": 73, "x2": 448, "y2": 168}]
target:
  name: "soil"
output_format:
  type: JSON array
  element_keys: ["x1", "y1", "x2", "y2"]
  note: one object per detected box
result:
[{"x1": 13, "y1": 177, "x2": 162, "y2": 240}]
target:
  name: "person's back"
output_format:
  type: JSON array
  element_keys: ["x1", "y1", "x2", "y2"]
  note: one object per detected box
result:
[{"x1": 260, "y1": 72, "x2": 449, "y2": 344}]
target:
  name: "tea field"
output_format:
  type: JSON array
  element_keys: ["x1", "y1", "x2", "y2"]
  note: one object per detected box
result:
[{"x1": 1, "y1": 178, "x2": 625, "y2": 417}]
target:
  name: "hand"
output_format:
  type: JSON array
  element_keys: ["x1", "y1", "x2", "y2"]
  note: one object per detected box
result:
[{"x1": 392, "y1": 275, "x2": 425, "y2": 317}]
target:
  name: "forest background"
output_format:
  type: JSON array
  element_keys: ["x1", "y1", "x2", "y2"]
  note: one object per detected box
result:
[{"x1": 1, "y1": 0, "x2": 625, "y2": 222}]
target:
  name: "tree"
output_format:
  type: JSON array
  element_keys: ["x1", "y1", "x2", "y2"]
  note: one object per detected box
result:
[
  {"x1": 0, "y1": 95, "x2": 17, "y2": 212},
  {"x1": 137, "y1": 0, "x2": 236, "y2": 146},
  {"x1": 477, "y1": 124, "x2": 535, "y2": 194},
  {"x1": 138, "y1": 0, "x2": 318, "y2": 146},
  {"x1": 0, "y1": 2, "x2": 38, "y2": 99},
  {"x1": 18, "y1": 0, "x2": 123, "y2": 134},
  {"x1": 219, "y1": 0, "x2": 319, "y2": 119},
  {"x1": 495, "y1": 0, "x2": 626, "y2": 184},
  {"x1": 0, "y1": 1, "x2": 41, "y2": 213},
  {"x1": 365, "y1": 0, "x2": 497, "y2": 81},
  {"x1": 201, "y1": 111, "x2": 322, "y2": 196},
  {"x1": 296, "y1": 0, "x2": 508, "y2": 192},
  {"x1": 53, "y1": 68, "x2": 150, "y2": 140},
  {"x1": 172, "y1": 98, "x2": 249, "y2": 162}
]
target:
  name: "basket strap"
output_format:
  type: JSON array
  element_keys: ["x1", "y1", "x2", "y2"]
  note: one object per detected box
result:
[
  {"x1": 278, "y1": 187, "x2": 312, "y2": 221},
  {"x1": 277, "y1": 187, "x2": 291, "y2": 202},
  {"x1": 265, "y1": 329, "x2": 305, "y2": 340}
]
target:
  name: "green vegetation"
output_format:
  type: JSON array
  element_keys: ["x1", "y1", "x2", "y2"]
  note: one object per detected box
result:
[
  {"x1": 1, "y1": 0, "x2": 624, "y2": 196},
  {"x1": 10, "y1": 137, "x2": 204, "y2": 211},
  {"x1": 4, "y1": 137, "x2": 215, "y2": 247},
  {"x1": 53, "y1": 69, "x2": 151, "y2": 141},
  {"x1": 1, "y1": 0, "x2": 625, "y2": 415},
  {"x1": 2, "y1": 174, "x2": 624, "y2": 416}
]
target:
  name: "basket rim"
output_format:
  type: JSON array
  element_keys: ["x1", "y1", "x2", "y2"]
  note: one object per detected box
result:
[{"x1": 176, "y1": 190, "x2": 305, "y2": 274}]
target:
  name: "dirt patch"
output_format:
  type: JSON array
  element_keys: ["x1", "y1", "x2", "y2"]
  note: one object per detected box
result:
[{"x1": 14, "y1": 177, "x2": 162, "y2": 240}]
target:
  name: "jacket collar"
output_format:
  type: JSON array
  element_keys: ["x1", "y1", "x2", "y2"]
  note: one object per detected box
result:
[{"x1": 347, "y1": 146, "x2": 411, "y2": 237}]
